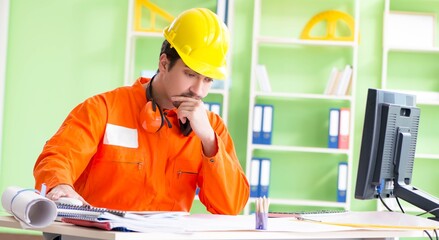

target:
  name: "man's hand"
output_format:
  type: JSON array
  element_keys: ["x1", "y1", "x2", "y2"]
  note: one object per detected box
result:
[
  {"x1": 46, "y1": 184, "x2": 88, "y2": 205},
  {"x1": 171, "y1": 96, "x2": 218, "y2": 156}
]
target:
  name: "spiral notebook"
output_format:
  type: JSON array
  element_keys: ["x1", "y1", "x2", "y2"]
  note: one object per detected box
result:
[{"x1": 56, "y1": 203, "x2": 129, "y2": 218}]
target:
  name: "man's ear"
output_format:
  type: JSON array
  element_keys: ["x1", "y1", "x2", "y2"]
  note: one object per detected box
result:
[{"x1": 159, "y1": 54, "x2": 168, "y2": 72}]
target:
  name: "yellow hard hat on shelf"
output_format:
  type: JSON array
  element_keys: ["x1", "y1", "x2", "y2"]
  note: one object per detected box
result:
[{"x1": 163, "y1": 8, "x2": 229, "y2": 80}]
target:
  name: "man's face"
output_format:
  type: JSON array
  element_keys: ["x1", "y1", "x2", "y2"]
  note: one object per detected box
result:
[{"x1": 162, "y1": 58, "x2": 214, "y2": 108}]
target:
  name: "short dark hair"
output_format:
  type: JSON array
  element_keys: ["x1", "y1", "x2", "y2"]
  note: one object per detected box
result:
[{"x1": 160, "y1": 40, "x2": 180, "y2": 71}]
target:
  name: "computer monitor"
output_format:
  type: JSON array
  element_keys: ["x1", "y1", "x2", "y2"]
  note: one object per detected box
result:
[{"x1": 355, "y1": 88, "x2": 439, "y2": 220}]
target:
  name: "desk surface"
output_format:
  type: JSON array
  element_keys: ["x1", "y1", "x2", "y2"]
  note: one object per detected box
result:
[{"x1": 0, "y1": 215, "x2": 431, "y2": 240}]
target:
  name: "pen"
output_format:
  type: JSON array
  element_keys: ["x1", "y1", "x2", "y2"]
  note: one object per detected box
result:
[{"x1": 255, "y1": 197, "x2": 269, "y2": 230}]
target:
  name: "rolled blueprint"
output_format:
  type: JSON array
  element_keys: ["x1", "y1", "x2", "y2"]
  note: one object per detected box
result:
[{"x1": 1, "y1": 186, "x2": 57, "y2": 228}]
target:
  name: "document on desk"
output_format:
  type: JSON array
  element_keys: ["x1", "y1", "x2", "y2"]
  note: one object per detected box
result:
[
  {"x1": 183, "y1": 214, "x2": 356, "y2": 232},
  {"x1": 183, "y1": 212, "x2": 439, "y2": 233},
  {"x1": 127, "y1": 211, "x2": 189, "y2": 219},
  {"x1": 61, "y1": 212, "x2": 187, "y2": 233},
  {"x1": 60, "y1": 209, "x2": 189, "y2": 233},
  {"x1": 56, "y1": 201, "x2": 190, "y2": 232},
  {"x1": 295, "y1": 211, "x2": 439, "y2": 231}
]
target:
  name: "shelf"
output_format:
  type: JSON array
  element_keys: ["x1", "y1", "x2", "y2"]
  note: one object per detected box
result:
[
  {"x1": 254, "y1": 92, "x2": 352, "y2": 101},
  {"x1": 380, "y1": 89, "x2": 439, "y2": 106},
  {"x1": 415, "y1": 153, "x2": 439, "y2": 160},
  {"x1": 252, "y1": 144, "x2": 350, "y2": 155},
  {"x1": 249, "y1": 197, "x2": 347, "y2": 209},
  {"x1": 258, "y1": 36, "x2": 357, "y2": 48},
  {"x1": 387, "y1": 46, "x2": 439, "y2": 54},
  {"x1": 416, "y1": 100, "x2": 439, "y2": 106},
  {"x1": 130, "y1": 31, "x2": 163, "y2": 38},
  {"x1": 208, "y1": 88, "x2": 227, "y2": 95}
]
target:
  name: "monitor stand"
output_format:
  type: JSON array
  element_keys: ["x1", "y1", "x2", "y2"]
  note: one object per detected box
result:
[{"x1": 393, "y1": 128, "x2": 439, "y2": 221}]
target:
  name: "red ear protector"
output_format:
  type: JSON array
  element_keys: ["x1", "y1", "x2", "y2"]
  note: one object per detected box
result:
[
  {"x1": 139, "y1": 76, "x2": 192, "y2": 136},
  {"x1": 139, "y1": 76, "x2": 172, "y2": 133}
]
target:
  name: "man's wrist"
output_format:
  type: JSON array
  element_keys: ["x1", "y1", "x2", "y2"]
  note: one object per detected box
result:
[{"x1": 201, "y1": 130, "x2": 218, "y2": 157}]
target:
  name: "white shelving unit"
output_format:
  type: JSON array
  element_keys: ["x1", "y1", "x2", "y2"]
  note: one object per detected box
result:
[
  {"x1": 123, "y1": 0, "x2": 233, "y2": 124},
  {"x1": 244, "y1": 0, "x2": 360, "y2": 214},
  {"x1": 0, "y1": 0, "x2": 10, "y2": 166},
  {"x1": 382, "y1": 0, "x2": 439, "y2": 160},
  {"x1": 380, "y1": 0, "x2": 439, "y2": 213},
  {"x1": 381, "y1": 0, "x2": 439, "y2": 106}
]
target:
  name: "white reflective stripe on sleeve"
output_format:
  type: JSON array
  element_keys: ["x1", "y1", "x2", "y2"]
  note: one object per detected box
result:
[{"x1": 103, "y1": 123, "x2": 138, "y2": 148}]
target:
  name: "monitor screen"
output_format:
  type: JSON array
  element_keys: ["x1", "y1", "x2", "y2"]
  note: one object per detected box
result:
[{"x1": 355, "y1": 88, "x2": 439, "y2": 220}]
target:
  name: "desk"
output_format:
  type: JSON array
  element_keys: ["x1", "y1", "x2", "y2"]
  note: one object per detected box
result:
[{"x1": 0, "y1": 215, "x2": 432, "y2": 240}]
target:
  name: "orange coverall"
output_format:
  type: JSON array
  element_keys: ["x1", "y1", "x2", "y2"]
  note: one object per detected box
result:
[{"x1": 34, "y1": 78, "x2": 249, "y2": 215}]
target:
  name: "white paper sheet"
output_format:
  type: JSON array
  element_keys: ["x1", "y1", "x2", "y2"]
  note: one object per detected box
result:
[
  {"x1": 301, "y1": 211, "x2": 439, "y2": 230},
  {"x1": 181, "y1": 212, "x2": 439, "y2": 232},
  {"x1": 182, "y1": 214, "x2": 355, "y2": 232},
  {"x1": 1, "y1": 186, "x2": 57, "y2": 228}
]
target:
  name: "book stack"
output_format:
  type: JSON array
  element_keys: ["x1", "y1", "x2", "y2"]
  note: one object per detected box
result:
[
  {"x1": 324, "y1": 65, "x2": 353, "y2": 96},
  {"x1": 255, "y1": 64, "x2": 272, "y2": 92},
  {"x1": 252, "y1": 104, "x2": 274, "y2": 145},
  {"x1": 328, "y1": 107, "x2": 350, "y2": 149},
  {"x1": 249, "y1": 158, "x2": 271, "y2": 198},
  {"x1": 337, "y1": 162, "x2": 348, "y2": 202}
]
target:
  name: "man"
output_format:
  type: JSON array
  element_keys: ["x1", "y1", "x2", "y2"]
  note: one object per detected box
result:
[{"x1": 34, "y1": 7, "x2": 249, "y2": 215}]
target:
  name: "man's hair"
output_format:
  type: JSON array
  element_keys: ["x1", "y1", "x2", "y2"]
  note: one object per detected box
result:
[{"x1": 160, "y1": 40, "x2": 180, "y2": 71}]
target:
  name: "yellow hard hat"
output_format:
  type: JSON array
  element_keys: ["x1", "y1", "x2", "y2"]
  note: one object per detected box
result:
[{"x1": 163, "y1": 8, "x2": 229, "y2": 80}]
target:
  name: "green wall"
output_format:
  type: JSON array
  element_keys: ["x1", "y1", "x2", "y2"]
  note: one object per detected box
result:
[
  {"x1": 0, "y1": 0, "x2": 436, "y2": 224},
  {"x1": 1, "y1": 0, "x2": 127, "y2": 192}
]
